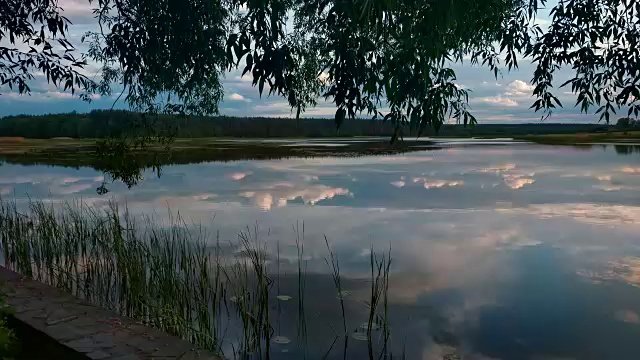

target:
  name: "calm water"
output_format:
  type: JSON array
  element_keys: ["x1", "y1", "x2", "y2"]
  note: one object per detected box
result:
[{"x1": 2, "y1": 141, "x2": 640, "y2": 359}]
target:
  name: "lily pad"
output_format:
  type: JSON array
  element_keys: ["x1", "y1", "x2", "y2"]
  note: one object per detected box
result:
[
  {"x1": 352, "y1": 332, "x2": 368, "y2": 341},
  {"x1": 273, "y1": 336, "x2": 291, "y2": 344},
  {"x1": 359, "y1": 322, "x2": 380, "y2": 331}
]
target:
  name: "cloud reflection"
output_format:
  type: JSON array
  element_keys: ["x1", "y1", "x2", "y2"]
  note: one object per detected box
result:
[
  {"x1": 578, "y1": 257, "x2": 640, "y2": 288},
  {"x1": 501, "y1": 203, "x2": 640, "y2": 226},
  {"x1": 411, "y1": 177, "x2": 464, "y2": 189},
  {"x1": 621, "y1": 167, "x2": 640, "y2": 174},
  {"x1": 227, "y1": 172, "x2": 251, "y2": 180},
  {"x1": 503, "y1": 174, "x2": 535, "y2": 189},
  {"x1": 240, "y1": 183, "x2": 351, "y2": 210}
]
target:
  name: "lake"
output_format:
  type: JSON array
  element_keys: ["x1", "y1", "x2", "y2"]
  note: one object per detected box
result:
[{"x1": 1, "y1": 140, "x2": 640, "y2": 359}]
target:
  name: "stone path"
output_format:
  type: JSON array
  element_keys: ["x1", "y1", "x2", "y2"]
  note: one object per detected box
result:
[{"x1": 0, "y1": 267, "x2": 222, "y2": 360}]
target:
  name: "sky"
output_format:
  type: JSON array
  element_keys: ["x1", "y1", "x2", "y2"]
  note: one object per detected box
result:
[{"x1": 0, "y1": 0, "x2": 602, "y2": 124}]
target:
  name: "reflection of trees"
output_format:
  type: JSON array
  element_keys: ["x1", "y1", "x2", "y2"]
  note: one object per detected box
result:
[
  {"x1": 94, "y1": 139, "x2": 165, "y2": 194},
  {"x1": 1, "y1": 140, "x2": 436, "y2": 194},
  {"x1": 614, "y1": 145, "x2": 640, "y2": 155}
]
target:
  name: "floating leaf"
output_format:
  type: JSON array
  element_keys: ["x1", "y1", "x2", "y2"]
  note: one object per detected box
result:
[{"x1": 273, "y1": 336, "x2": 291, "y2": 344}]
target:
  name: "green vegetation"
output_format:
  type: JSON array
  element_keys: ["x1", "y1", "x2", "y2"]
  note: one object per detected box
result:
[
  {"x1": 0, "y1": 110, "x2": 401, "y2": 139},
  {"x1": 4, "y1": 0, "x2": 640, "y2": 133},
  {"x1": 616, "y1": 117, "x2": 640, "y2": 130},
  {"x1": 0, "y1": 292, "x2": 17, "y2": 359},
  {"x1": 0, "y1": 110, "x2": 615, "y2": 139},
  {"x1": 0, "y1": 198, "x2": 397, "y2": 359}
]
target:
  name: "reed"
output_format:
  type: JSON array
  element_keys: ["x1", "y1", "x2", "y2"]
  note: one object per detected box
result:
[{"x1": 0, "y1": 197, "x2": 400, "y2": 359}]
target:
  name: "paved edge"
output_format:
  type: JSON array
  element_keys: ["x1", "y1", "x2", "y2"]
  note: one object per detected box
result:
[{"x1": 0, "y1": 266, "x2": 222, "y2": 360}]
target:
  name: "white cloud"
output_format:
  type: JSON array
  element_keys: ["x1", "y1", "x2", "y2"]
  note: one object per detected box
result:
[
  {"x1": 229, "y1": 93, "x2": 247, "y2": 101},
  {"x1": 480, "y1": 96, "x2": 519, "y2": 107},
  {"x1": 504, "y1": 80, "x2": 535, "y2": 97}
]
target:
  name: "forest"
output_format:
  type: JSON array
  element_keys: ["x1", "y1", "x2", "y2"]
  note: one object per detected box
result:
[{"x1": 0, "y1": 111, "x2": 611, "y2": 139}]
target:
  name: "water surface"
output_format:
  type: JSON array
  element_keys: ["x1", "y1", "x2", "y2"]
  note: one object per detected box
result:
[{"x1": 2, "y1": 141, "x2": 640, "y2": 359}]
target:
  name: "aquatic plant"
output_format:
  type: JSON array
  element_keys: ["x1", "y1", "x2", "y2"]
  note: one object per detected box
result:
[{"x1": 0, "y1": 197, "x2": 397, "y2": 359}]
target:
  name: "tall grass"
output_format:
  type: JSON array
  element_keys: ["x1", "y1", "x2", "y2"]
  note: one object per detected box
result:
[{"x1": 0, "y1": 197, "x2": 397, "y2": 359}]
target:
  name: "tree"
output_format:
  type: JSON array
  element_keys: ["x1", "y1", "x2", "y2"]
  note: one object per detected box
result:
[
  {"x1": 3, "y1": 0, "x2": 640, "y2": 135},
  {"x1": 617, "y1": 117, "x2": 632, "y2": 129},
  {"x1": 0, "y1": 0, "x2": 95, "y2": 99}
]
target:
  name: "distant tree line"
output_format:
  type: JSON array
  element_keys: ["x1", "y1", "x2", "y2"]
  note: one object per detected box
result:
[
  {"x1": 0, "y1": 110, "x2": 612, "y2": 139},
  {"x1": 616, "y1": 117, "x2": 640, "y2": 130},
  {"x1": 0, "y1": 110, "x2": 403, "y2": 138}
]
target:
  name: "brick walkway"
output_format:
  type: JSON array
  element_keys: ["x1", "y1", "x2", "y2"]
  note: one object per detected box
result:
[{"x1": 0, "y1": 267, "x2": 221, "y2": 360}]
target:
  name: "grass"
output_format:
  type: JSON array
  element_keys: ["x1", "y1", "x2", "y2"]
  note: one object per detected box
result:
[{"x1": 0, "y1": 197, "x2": 398, "y2": 359}]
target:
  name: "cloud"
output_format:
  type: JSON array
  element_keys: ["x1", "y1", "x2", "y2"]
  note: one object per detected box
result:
[
  {"x1": 504, "y1": 80, "x2": 535, "y2": 97},
  {"x1": 229, "y1": 93, "x2": 248, "y2": 101},
  {"x1": 480, "y1": 96, "x2": 519, "y2": 107}
]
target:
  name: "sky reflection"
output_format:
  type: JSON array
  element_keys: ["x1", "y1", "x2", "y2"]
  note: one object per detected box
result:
[{"x1": 1, "y1": 142, "x2": 640, "y2": 359}]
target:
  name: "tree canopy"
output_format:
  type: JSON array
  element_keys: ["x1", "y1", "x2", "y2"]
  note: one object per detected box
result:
[
  {"x1": 2, "y1": 0, "x2": 640, "y2": 135},
  {"x1": 1, "y1": 0, "x2": 95, "y2": 98}
]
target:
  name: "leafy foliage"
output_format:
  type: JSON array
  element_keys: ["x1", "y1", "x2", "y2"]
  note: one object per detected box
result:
[
  {"x1": 3, "y1": 0, "x2": 640, "y2": 133},
  {"x1": 85, "y1": 0, "x2": 229, "y2": 114},
  {"x1": 0, "y1": 291, "x2": 17, "y2": 359},
  {"x1": 522, "y1": 0, "x2": 640, "y2": 123},
  {"x1": 0, "y1": 0, "x2": 95, "y2": 99}
]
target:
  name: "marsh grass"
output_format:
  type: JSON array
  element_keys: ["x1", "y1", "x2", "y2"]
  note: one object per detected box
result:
[{"x1": 0, "y1": 197, "x2": 397, "y2": 359}]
